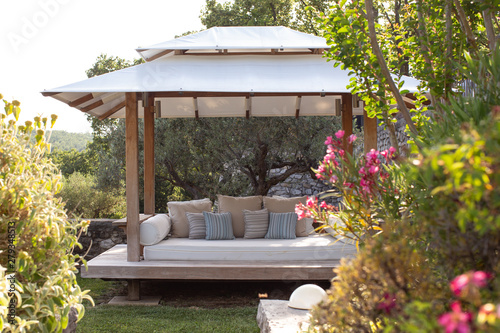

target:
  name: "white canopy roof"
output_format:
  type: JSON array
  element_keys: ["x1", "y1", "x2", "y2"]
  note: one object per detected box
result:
[
  {"x1": 42, "y1": 26, "x2": 421, "y2": 119},
  {"x1": 136, "y1": 26, "x2": 329, "y2": 61}
]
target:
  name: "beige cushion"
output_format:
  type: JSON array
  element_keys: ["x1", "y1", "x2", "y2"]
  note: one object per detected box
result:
[
  {"x1": 263, "y1": 196, "x2": 308, "y2": 237},
  {"x1": 217, "y1": 195, "x2": 263, "y2": 238},
  {"x1": 167, "y1": 198, "x2": 212, "y2": 237}
]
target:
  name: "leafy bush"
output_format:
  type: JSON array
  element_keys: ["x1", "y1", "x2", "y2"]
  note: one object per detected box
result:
[
  {"x1": 0, "y1": 96, "x2": 93, "y2": 332},
  {"x1": 57, "y1": 172, "x2": 126, "y2": 219},
  {"x1": 309, "y1": 223, "x2": 445, "y2": 332}
]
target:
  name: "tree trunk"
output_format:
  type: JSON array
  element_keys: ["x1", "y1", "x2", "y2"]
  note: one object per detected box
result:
[{"x1": 364, "y1": 0, "x2": 419, "y2": 138}]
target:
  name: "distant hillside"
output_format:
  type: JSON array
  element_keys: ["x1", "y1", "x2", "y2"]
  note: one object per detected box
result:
[{"x1": 47, "y1": 130, "x2": 92, "y2": 151}]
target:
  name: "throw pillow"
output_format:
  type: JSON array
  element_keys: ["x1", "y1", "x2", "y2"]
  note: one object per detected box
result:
[
  {"x1": 139, "y1": 214, "x2": 171, "y2": 246},
  {"x1": 263, "y1": 196, "x2": 308, "y2": 237},
  {"x1": 265, "y1": 212, "x2": 298, "y2": 239},
  {"x1": 217, "y1": 195, "x2": 263, "y2": 238},
  {"x1": 186, "y1": 212, "x2": 207, "y2": 239},
  {"x1": 167, "y1": 198, "x2": 212, "y2": 238},
  {"x1": 243, "y1": 208, "x2": 269, "y2": 239},
  {"x1": 203, "y1": 211, "x2": 235, "y2": 240}
]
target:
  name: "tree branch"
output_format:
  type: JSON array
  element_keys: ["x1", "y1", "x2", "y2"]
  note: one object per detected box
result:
[{"x1": 364, "y1": 0, "x2": 419, "y2": 137}]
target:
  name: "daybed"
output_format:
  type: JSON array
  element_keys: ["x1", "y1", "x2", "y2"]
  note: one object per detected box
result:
[{"x1": 139, "y1": 195, "x2": 357, "y2": 265}]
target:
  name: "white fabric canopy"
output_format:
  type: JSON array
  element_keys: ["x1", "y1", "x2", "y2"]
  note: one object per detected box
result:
[{"x1": 42, "y1": 26, "x2": 421, "y2": 119}]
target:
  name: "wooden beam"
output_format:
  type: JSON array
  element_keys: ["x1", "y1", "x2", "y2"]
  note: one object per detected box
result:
[
  {"x1": 41, "y1": 91, "x2": 60, "y2": 97},
  {"x1": 146, "y1": 49, "x2": 174, "y2": 62},
  {"x1": 127, "y1": 280, "x2": 140, "y2": 301},
  {"x1": 69, "y1": 93, "x2": 94, "y2": 107},
  {"x1": 363, "y1": 108, "x2": 378, "y2": 153},
  {"x1": 80, "y1": 99, "x2": 104, "y2": 113},
  {"x1": 193, "y1": 97, "x2": 199, "y2": 120},
  {"x1": 98, "y1": 101, "x2": 126, "y2": 120},
  {"x1": 143, "y1": 93, "x2": 155, "y2": 215},
  {"x1": 295, "y1": 96, "x2": 302, "y2": 119},
  {"x1": 125, "y1": 92, "x2": 140, "y2": 263},
  {"x1": 153, "y1": 91, "x2": 341, "y2": 98},
  {"x1": 335, "y1": 99, "x2": 342, "y2": 116},
  {"x1": 245, "y1": 96, "x2": 251, "y2": 119},
  {"x1": 342, "y1": 94, "x2": 353, "y2": 156}
]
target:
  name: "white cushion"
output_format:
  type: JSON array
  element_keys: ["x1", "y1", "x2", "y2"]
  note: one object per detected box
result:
[
  {"x1": 143, "y1": 234, "x2": 357, "y2": 261},
  {"x1": 140, "y1": 214, "x2": 171, "y2": 246}
]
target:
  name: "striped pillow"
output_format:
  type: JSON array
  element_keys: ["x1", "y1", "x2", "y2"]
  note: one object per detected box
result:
[
  {"x1": 186, "y1": 212, "x2": 206, "y2": 239},
  {"x1": 265, "y1": 212, "x2": 298, "y2": 239},
  {"x1": 203, "y1": 211, "x2": 235, "y2": 240},
  {"x1": 243, "y1": 208, "x2": 269, "y2": 239}
]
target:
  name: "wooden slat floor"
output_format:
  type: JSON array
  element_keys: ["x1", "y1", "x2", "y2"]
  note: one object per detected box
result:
[{"x1": 81, "y1": 245, "x2": 340, "y2": 281}]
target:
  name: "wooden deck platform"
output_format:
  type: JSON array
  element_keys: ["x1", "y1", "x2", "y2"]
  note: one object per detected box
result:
[{"x1": 81, "y1": 245, "x2": 340, "y2": 281}]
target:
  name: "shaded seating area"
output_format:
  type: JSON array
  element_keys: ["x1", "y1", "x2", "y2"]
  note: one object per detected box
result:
[{"x1": 42, "y1": 26, "x2": 420, "y2": 300}]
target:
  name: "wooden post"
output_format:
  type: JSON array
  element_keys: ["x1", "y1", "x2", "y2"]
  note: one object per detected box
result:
[
  {"x1": 144, "y1": 93, "x2": 155, "y2": 214},
  {"x1": 342, "y1": 94, "x2": 353, "y2": 156},
  {"x1": 125, "y1": 92, "x2": 140, "y2": 263},
  {"x1": 363, "y1": 108, "x2": 378, "y2": 153},
  {"x1": 127, "y1": 280, "x2": 141, "y2": 301}
]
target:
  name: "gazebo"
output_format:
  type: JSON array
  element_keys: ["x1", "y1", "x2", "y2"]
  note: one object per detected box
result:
[{"x1": 43, "y1": 26, "x2": 420, "y2": 300}]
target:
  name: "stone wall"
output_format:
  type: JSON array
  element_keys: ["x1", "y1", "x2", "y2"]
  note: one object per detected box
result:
[{"x1": 75, "y1": 219, "x2": 126, "y2": 260}]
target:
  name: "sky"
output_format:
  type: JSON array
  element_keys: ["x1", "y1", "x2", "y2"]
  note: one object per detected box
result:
[{"x1": 1, "y1": 0, "x2": 208, "y2": 133}]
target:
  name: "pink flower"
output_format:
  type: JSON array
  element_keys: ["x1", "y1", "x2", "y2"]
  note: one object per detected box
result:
[
  {"x1": 338, "y1": 149, "x2": 345, "y2": 157},
  {"x1": 450, "y1": 271, "x2": 493, "y2": 296},
  {"x1": 348, "y1": 134, "x2": 357, "y2": 144},
  {"x1": 369, "y1": 165, "x2": 380, "y2": 175},
  {"x1": 471, "y1": 271, "x2": 493, "y2": 288},
  {"x1": 320, "y1": 201, "x2": 328, "y2": 209},
  {"x1": 295, "y1": 206, "x2": 306, "y2": 220},
  {"x1": 335, "y1": 130, "x2": 345, "y2": 139},
  {"x1": 366, "y1": 149, "x2": 379, "y2": 162},
  {"x1": 306, "y1": 197, "x2": 316, "y2": 208},
  {"x1": 329, "y1": 175, "x2": 338, "y2": 183},
  {"x1": 389, "y1": 146, "x2": 396, "y2": 155},
  {"x1": 359, "y1": 167, "x2": 366, "y2": 175},
  {"x1": 324, "y1": 136, "x2": 333, "y2": 145},
  {"x1": 317, "y1": 165, "x2": 325, "y2": 173},
  {"x1": 438, "y1": 301, "x2": 472, "y2": 333},
  {"x1": 380, "y1": 150, "x2": 388, "y2": 158},
  {"x1": 315, "y1": 173, "x2": 323, "y2": 179},
  {"x1": 377, "y1": 293, "x2": 397, "y2": 314}
]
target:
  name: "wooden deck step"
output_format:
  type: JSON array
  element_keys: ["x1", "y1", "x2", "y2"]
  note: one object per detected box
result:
[{"x1": 81, "y1": 245, "x2": 339, "y2": 281}]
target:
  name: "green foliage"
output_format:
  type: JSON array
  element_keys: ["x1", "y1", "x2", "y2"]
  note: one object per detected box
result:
[
  {"x1": 307, "y1": 47, "x2": 500, "y2": 331},
  {"x1": 57, "y1": 172, "x2": 126, "y2": 219},
  {"x1": 0, "y1": 96, "x2": 92, "y2": 332},
  {"x1": 42, "y1": 130, "x2": 91, "y2": 151},
  {"x1": 308, "y1": 223, "x2": 445, "y2": 332},
  {"x1": 201, "y1": 0, "x2": 335, "y2": 35},
  {"x1": 201, "y1": 0, "x2": 294, "y2": 28},
  {"x1": 49, "y1": 148, "x2": 97, "y2": 178}
]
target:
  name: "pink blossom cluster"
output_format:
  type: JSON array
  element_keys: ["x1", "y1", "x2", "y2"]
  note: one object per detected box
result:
[
  {"x1": 315, "y1": 130, "x2": 396, "y2": 199},
  {"x1": 295, "y1": 196, "x2": 336, "y2": 221},
  {"x1": 438, "y1": 271, "x2": 498, "y2": 333}
]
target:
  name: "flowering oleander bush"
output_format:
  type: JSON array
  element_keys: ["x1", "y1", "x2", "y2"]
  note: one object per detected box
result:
[
  {"x1": 0, "y1": 95, "x2": 92, "y2": 332},
  {"x1": 295, "y1": 129, "x2": 414, "y2": 247}
]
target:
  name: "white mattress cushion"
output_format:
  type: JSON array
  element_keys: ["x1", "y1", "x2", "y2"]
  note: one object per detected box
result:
[
  {"x1": 140, "y1": 214, "x2": 171, "y2": 246},
  {"x1": 143, "y1": 234, "x2": 357, "y2": 261}
]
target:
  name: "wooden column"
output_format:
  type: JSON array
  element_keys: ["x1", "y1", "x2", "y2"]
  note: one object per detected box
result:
[
  {"x1": 127, "y1": 280, "x2": 140, "y2": 301},
  {"x1": 363, "y1": 108, "x2": 378, "y2": 153},
  {"x1": 143, "y1": 93, "x2": 155, "y2": 214},
  {"x1": 342, "y1": 93, "x2": 353, "y2": 156},
  {"x1": 125, "y1": 92, "x2": 140, "y2": 263}
]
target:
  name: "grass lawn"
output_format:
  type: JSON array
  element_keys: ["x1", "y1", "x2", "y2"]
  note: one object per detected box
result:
[
  {"x1": 76, "y1": 274, "x2": 261, "y2": 332},
  {"x1": 78, "y1": 305, "x2": 259, "y2": 333}
]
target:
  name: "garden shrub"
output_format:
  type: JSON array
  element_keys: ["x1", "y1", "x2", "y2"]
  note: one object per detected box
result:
[
  {"x1": 308, "y1": 222, "x2": 445, "y2": 332},
  {"x1": 57, "y1": 172, "x2": 126, "y2": 219},
  {"x1": 0, "y1": 96, "x2": 92, "y2": 332}
]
